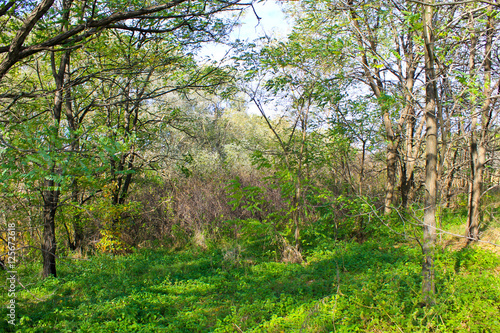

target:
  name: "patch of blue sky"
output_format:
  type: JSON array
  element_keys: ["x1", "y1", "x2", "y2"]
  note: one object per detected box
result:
[{"x1": 196, "y1": 0, "x2": 292, "y2": 63}]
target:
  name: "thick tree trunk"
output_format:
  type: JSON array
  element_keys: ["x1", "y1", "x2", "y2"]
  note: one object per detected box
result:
[
  {"x1": 422, "y1": 107, "x2": 437, "y2": 306},
  {"x1": 422, "y1": 0, "x2": 438, "y2": 306},
  {"x1": 42, "y1": 180, "x2": 59, "y2": 278}
]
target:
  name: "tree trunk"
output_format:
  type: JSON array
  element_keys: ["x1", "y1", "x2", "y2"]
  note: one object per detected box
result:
[
  {"x1": 401, "y1": 35, "x2": 417, "y2": 209},
  {"x1": 467, "y1": 143, "x2": 485, "y2": 240},
  {"x1": 347, "y1": 0, "x2": 401, "y2": 214},
  {"x1": 42, "y1": 179, "x2": 59, "y2": 278},
  {"x1": 359, "y1": 140, "x2": 366, "y2": 196},
  {"x1": 466, "y1": 5, "x2": 494, "y2": 242},
  {"x1": 400, "y1": 162, "x2": 413, "y2": 209},
  {"x1": 70, "y1": 182, "x2": 85, "y2": 251},
  {"x1": 41, "y1": 0, "x2": 73, "y2": 277},
  {"x1": 422, "y1": 0, "x2": 438, "y2": 306},
  {"x1": 41, "y1": 76, "x2": 63, "y2": 277},
  {"x1": 384, "y1": 141, "x2": 398, "y2": 214},
  {"x1": 443, "y1": 147, "x2": 459, "y2": 208},
  {"x1": 293, "y1": 99, "x2": 310, "y2": 255}
]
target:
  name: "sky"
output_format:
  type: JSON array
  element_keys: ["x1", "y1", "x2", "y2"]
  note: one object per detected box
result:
[
  {"x1": 195, "y1": 1, "x2": 294, "y2": 116},
  {"x1": 198, "y1": 0, "x2": 292, "y2": 62},
  {"x1": 231, "y1": 1, "x2": 292, "y2": 41}
]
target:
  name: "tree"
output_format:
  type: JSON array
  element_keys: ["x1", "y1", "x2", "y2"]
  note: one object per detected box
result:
[
  {"x1": 0, "y1": 0, "x2": 247, "y2": 79},
  {"x1": 284, "y1": 0, "x2": 428, "y2": 214},
  {"x1": 465, "y1": 3, "x2": 498, "y2": 241},
  {"x1": 0, "y1": 0, "x2": 251, "y2": 277},
  {"x1": 422, "y1": 0, "x2": 438, "y2": 306}
]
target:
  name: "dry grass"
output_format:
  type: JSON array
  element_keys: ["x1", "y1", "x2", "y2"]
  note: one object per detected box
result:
[
  {"x1": 441, "y1": 221, "x2": 500, "y2": 254},
  {"x1": 282, "y1": 244, "x2": 303, "y2": 264},
  {"x1": 125, "y1": 170, "x2": 287, "y2": 248}
]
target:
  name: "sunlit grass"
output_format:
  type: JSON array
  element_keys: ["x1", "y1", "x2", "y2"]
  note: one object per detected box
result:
[{"x1": 1, "y1": 231, "x2": 499, "y2": 332}]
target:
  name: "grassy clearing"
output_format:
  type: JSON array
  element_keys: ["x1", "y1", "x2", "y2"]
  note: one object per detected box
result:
[{"x1": 1, "y1": 234, "x2": 499, "y2": 332}]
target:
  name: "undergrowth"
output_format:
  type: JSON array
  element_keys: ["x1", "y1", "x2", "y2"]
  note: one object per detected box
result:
[{"x1": 1, "y1": 234, "x2": 499, "y2": 332}]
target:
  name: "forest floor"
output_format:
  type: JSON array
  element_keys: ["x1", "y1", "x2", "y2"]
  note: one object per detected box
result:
[{"x1": 1, "y1": 219, "x2": 499, "y2": 332}]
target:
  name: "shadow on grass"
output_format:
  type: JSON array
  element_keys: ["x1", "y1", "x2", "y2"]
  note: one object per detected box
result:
[{"x1": 2, "y1": 240, "x2": 429, "y2": 332}]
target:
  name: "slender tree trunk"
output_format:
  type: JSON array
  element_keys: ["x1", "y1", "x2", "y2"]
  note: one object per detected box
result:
[
  {"x1": 407, "y1": 117, "x2": 426, "y2": 204},
  {"x1": 467, "y1": 5, "x2": 494, "y2": 242},
  {"x1": 401, "y1": 108, "x2": 414, "y2": 209},
  {"x1": 401, "y1": 104, "x2": 415, "y2": 209},
  {"x1": 42, "y1": 73, "x2": 63, "y2": 277},
  {"x1": 41, "y1": 0, "x2": 72, "y2": 274},
  {"x1": 359, "y1": 140, "x2": 366, "y2": 196},
  {"x1": 385, "y1": 142, "x2": 398, "y2": 214},
  {"x1": 422, "y1": 0, "x2": 438, "y2": 306},
  {"x1": 466, "y1": 12, "x2": 480, "y2": 241},
  {"x1": 401, "y1": 163, "x2": 412, "y2": 209},
  {"x1": 444, "y1": 147, "x2": 459, "y2": 208},
  {"x1": 401, "y1": 34, "x2": 417, "y2": 209},
  {"x1": 468, "y1": 143, "x2": 485, "y2": 240},
  {"x1": 62, "y1": 39, "x2": 84, "y2": 251},
  {"x1": 293, "y1": 98, "x2": 310, "y2": 254},
  {"x1": 347, "y1": 0, "x2": 400, "y2": 214},
  {"x1": 70, "y1": 182, "x2": 84, "y2": 251}
]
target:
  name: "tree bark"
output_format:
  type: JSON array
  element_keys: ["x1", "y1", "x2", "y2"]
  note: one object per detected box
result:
[
  {"x1": 41, "y1": 1, "x2": 72, "y2": 275},
  {"x1": 359, "y1": 140, "x2": 366, "y2": 196},
  {"x1": 42, "y1": 178, "x2": 59, "y2": 278},
  {"x1": 422, "y1": 0, "x2": 438, "y2": 306},
  {"x1": 401, "y1": 32, "x2": 418, "y2": 209},
  {"x1": 443, "y1": 147, "x2": 459, "y2": 208},
  {"x1": 0, "y1": 0, "x2": 55, "y2": 80},
  {"x1": 385, "y1": 141, "x2": 398, "y2": 214},
  {"x1": 468, "y1": 142, "x2": 486, "y2": 240},
  {"x1": 467, "y1": 5, "x2": 494, "y2": 242},
  {"x1": 346, "y1": 1, "x2": 416, "y2": 214}
]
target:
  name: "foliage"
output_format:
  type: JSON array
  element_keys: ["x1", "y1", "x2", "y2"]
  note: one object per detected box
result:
[
  {"x1": 226, "y1": 177, "x2": 291, "y2": 260},
  {"x1": 0, "y1": 1, "x2": 499, "y2": 331},
  {"x1": 1, "y1": 230, "x2": 498, "y2": 332},
  {"x1": 95, "y1": 229, "x2": 132, "y2": 255}
]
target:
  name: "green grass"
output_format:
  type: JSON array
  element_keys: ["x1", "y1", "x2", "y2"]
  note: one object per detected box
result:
[{"x1": 1, "y1": 237, "x2": 499, "y2": 332}]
